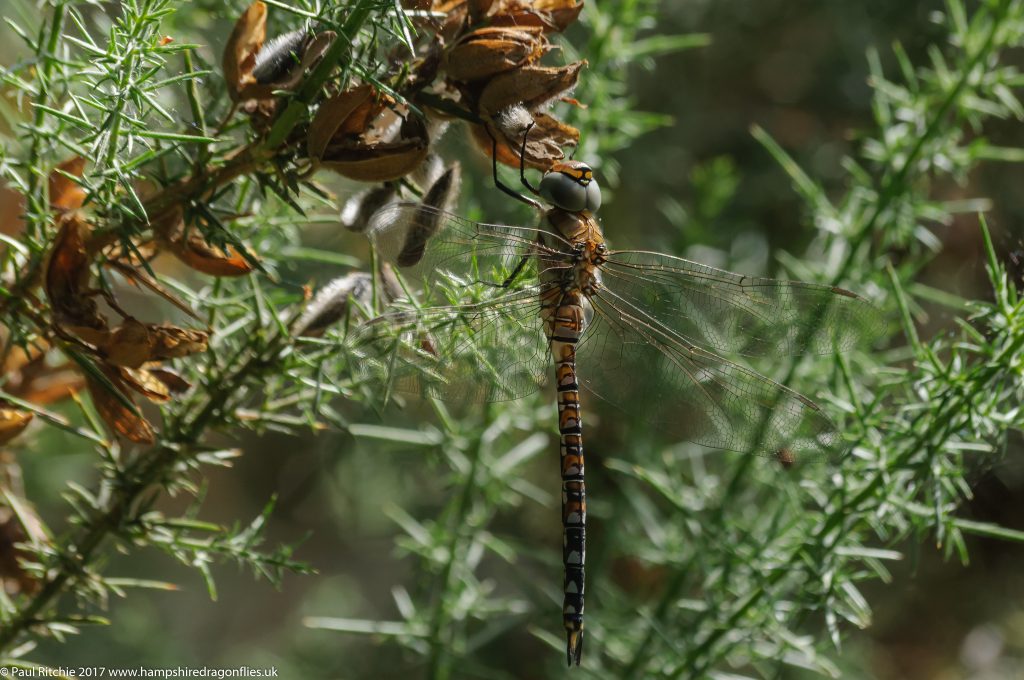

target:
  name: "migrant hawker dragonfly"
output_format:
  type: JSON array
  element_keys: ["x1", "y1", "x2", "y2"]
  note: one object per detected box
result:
[{"x1": 350, "y1": 160, "x2": 882, "y2": 666}]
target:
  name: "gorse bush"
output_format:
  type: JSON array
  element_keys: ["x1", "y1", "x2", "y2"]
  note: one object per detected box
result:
[{"x1": 0, "y1": 0, "x2": 1023, "y2": 678}]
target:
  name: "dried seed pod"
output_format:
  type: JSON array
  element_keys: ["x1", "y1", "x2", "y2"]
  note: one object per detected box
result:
[
  {"x1": 252, "y1": 30, "x2": 311, "y2": 84},
  {"x1": 153, "y1": 207, "x2": 256, "y2": 277},
  {"x1": 48, "y1": 156, "x2": 87, "y2": 212},
  {"x1": 319, "y1": 114, "x2": 431, "y2": 183},
  {"x1": 341, "y1": 184, "x2": 399, "y2": 233},
  {"x1": 444, "y1": 26, "x2": 546, "y2": 82},
  {"x1": 308, "y1": 85, "x2": 377, "y2": 160},
  {"x1": 222, "y1": 1, "x2": 267, "y2": 101},
  {"x1": 86, "y1": 368, "x2": 155, "y2": 444},
  {"x1": 117, "y1": 367, "x2": 173, "y2": 403},
  {"x1": 471, "y1": 110, "x2": 579, "y2": 170},
  {"x1": 101, "y1": 319, "x2": 155, "y2": 369},
  {"x1": 146, "y1": 367, "x2": 192, "y2": 395},
  {"x1": 238, "y1": 30, "x2": 335, "y2": 101},
  {"x1": 0, "y1": 409, "x2": 33, "y2": 446},
  {"x1": 44, "y1": 214, "x2": 105, "y2": 333},
  {"x1": 397, "y1": 165, "x2": 462, "y2": 267},
  {"x1": 147, "y1": 325, "x2": 210, "y2": 360},
  {"x1": 293, "y1": 272, "x2": 375, "y2": 338},
  {"x1": 489, "y1": 0, "x2": 584, "y2": 33},
  {"x1": 479, "y1": 61, "x2": 585, "y2": 117}
]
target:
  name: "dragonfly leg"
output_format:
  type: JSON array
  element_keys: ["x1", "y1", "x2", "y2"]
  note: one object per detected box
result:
[
  {"x1": 518, "y1": 122, "x2": 541, "y2": 195},
  {"x1": 475, "y1": 233, "x2": 542, "y2": 289},
  {"x1": 486, "y1": 126, "x2": 543, "y2": 210}
]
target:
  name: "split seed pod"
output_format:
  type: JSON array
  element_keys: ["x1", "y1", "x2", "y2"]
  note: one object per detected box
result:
[
  {"x1": 86, "y1": 367, "x2": 155, "y2": 444},
  {"x1": 153, "y1": 207, "x2": 255, "y2": 277},
  {"x1": 44, "y1": 214, "x2": 105, "y2": 334},
  {"x1": 293, "y1": 266, "x2": 402, "y2": 338},
  {"x1": 444, "y1": 26, "x2": 547, "y2": 83},
  {"x1": 487, "y1": 0, "x2": 584, "y2": 33},
  {"x1": 478, "y1": 61, "x2": 585, "y2": 118},
  {"x1": 223, "y1": 1, "x2": 268, "y2": 102},
  {"x1": 308, "y1": 86, "x2": 430, "y2": 182},
  {"x1": 396, "y1": 164, "x2": 462, "y2": 267}
]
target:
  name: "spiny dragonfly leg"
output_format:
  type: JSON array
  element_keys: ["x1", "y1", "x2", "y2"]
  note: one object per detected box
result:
[
  {"x1": 518, "y1": 122, "x2": 541, "y2": 196},
  {"x1": 486, "y1": 126, "x2": 543, "y2": 210},
  {"x1": 473, "y1": 251, "x2": 531, "y2": 290}
]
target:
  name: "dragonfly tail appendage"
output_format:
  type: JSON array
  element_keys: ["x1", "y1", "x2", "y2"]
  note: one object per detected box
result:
[{"x1": 551, "y1": 300, "x2": 587, "y2": 666}]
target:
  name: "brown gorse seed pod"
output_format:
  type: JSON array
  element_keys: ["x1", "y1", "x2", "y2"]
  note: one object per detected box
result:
[
  {"x1": 153, "y1": 207, "x2": 256, "y2": 277},
  {"x1": 487, "y1": 0, "x2": 584, "y2": 33},
  {"x1": 223, "y1": 1, "x2": 268, "y2": 102},
  {"x1": 397, "y1": 164, "x2": 462, "y2": 267},
  {"x1": 294, "y1": 272, "x2": 376, "y2": 338},
  {"x1": 444, "y1": 26, "x2": 547, "y2": 83},
  {"x1": 44, "y1": 214, "x2": 105, "y2": 334},
  {"x1": 86, "y1": 368, "x2": 156, "y2": 445},
  {"x1": 48, "y1": 156, "x2": 87, "y2": 212},
  {"x1": 341, "y1": 184, "x2": 399, "y2": 233}
]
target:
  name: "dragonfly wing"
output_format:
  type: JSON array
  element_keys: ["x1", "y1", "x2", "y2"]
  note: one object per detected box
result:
[
  {"x1": 367, "y1": 202, "x2": 572, "y2": 296},
  {"x1": 599, "y1": 250, "x2": 884, "y2": 356},
  {"x1": 351, "y1": 203, "x2": 565, "y2": 402},
  {"x1": 347, "y1": 282, "x2": 551, "y2": 403},
  {"x1": 575, "y1": 289, "x2": 843, "y2": 463}
]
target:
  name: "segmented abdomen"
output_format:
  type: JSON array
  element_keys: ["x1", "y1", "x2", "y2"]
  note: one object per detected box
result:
[{"x1": 545, "y1": 291, "x2": 587, "y2": 666}]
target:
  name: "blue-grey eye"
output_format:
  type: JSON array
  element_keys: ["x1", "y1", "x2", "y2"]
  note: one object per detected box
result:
[
  {"x1": 584, "y1": 180, "x2": 601, "y2": 213},
  {"x1": 539, "y1": 172, "x2": 587, "y2": 212}
]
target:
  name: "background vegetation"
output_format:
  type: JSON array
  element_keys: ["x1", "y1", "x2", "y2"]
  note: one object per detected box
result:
[{"x1": 2, "y1": 0, "x2": 1024, "y2": 678}]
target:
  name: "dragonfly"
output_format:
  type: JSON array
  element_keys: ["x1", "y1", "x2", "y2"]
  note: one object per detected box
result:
[{"x1": 348, "y1": 151, "x2": 882, "y2": 666}]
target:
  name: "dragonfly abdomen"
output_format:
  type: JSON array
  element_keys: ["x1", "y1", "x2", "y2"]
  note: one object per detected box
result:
[{"x1": 548, "y1": 297, "x2": 587, "y2": 666}]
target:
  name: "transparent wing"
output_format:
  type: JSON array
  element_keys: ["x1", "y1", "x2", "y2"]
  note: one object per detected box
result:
[
  {"x1": 600, "y1": 250, "x2": 884, "y2": 356},
  {"x1": 349, "y1": 288, "x2": 552, "y2": 402},
  {"x1": 577, "y1": 288, "x2": 843, "y2": 463},
  {"x1": 351, "y1": 203, "x2": 567, "y2": 403},
  {"x1": 366, "y1": 202, "x2": 574, "y2": 293}
]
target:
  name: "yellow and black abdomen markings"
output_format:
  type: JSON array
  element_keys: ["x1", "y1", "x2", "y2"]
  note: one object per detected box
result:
[{"x1": 548, "y1": 297, "x2": 587, "y2": 666}]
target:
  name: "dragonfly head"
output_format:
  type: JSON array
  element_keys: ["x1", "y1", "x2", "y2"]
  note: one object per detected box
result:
[{"x1": 540, "y1": 161, "x2": 602, "y2": 215}]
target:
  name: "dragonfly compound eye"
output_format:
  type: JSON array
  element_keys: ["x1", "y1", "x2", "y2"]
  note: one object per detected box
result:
[
  {"x1": 584, "y1": 178, "x2": 602, "y2": 213},
  {"x1": 540, "y1": 171, "x2": 587, "y2": 213},
  {"x1": 540, "y1": 161, "x2": 602, "y2": 214}
]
